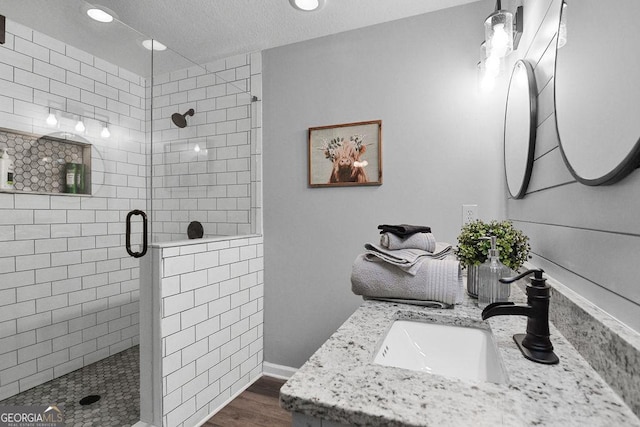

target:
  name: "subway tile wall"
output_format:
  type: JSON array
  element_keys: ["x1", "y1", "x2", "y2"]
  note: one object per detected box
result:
[
  {"x1": 0, "y1": 20, "x2": 145, "y2": 400},
  {"x1": 156, "y1": 236, "x2": 263, "y2": 427},
  {"x1": 151, "y1": 53, "x2": 262, "y2": 242}
]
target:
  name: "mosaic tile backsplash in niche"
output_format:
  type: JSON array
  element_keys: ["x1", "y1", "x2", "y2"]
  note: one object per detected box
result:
[{"x1": 0, "y1": 129, "x2": 90, "y2": 194}]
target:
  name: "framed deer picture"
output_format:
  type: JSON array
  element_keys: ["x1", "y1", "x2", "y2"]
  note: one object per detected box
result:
[{"x1": 308, "y1": 120, "x2": 382, "y2": 187}]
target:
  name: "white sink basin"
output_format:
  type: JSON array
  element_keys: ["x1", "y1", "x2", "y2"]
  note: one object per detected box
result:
[{"x1": 373, "y1": 319, "x2": 507, "y2": 383}]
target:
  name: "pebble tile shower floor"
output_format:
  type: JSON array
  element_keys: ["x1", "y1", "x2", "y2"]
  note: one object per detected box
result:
[{"x1": 0, "y1": 346, "x2": 139, "y2": 426}]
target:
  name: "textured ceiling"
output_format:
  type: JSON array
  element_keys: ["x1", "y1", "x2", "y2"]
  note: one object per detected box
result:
[{"x1": 1, "y1": 0, "x2": 483, "y2": 76}]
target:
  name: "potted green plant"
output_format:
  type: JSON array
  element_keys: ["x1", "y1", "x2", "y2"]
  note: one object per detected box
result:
[{"x1": 455, "y1": 219, "x2": 530, "y2": 297}]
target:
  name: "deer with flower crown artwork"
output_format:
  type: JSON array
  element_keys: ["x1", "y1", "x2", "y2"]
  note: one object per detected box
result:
[{"x1": 308, "y1": 120, "x2": 382, "y2": 187}]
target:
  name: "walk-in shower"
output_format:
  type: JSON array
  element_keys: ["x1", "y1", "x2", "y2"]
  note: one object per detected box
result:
[{"x1": 0, "y1": 2, "x2": 263, "y2": 426}]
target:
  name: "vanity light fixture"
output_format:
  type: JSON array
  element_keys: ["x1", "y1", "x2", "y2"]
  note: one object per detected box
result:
[
  {"x1": 101, "y1": 123, "x2": 111, "y2": 138},
  {"x1": 479, "y1": 1, "x2": 524, "y2": 92},
  {"x1": 142, "y1": 39, "x2": 167, "y2": 51},
  {"x1": 75, "y1": 118, "x2": 86, "y2": 133},
  {"x1": 289, "y1": 0, "x2": 325, "y2": 12},
  {"x1": 558, "y1": 1, "x2": 568, "y2": 48},
  {"x1": 87, "y1": 8, "x2": 114, "y2": 23},
  {"x1": 484, "y1": 1, "x2": 514, "y2": 59}
]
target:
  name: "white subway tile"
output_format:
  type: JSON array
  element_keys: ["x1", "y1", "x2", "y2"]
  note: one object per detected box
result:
[
  {"x1": 51, "y1": 250, "x2": 81, "y2": 267},
  {"x1": 15, "y1": 254, "x2": 51, "y2": 271},
  {"x1": 36, "y1": 294, "x2": 67, "y2": 313},
  {"x1": 164, "y1": 254, "x2": 195, "y2": 277},
  {"x1": 1, "y1": 48, "x2": 32, "y2": 72},
  {"x1": 165, "y1": 360, "x2": 195, "y2": 394},
  {"x1": 36, "y1": 349, "x2": 69, "y2": 371},
  {"x1": 51, "y1": 303, "x2": 82, "y2": 324},
  {"x1": 1, "y1": 360, "x2": 37, "y2": 385},
  {"x1": 229, "y1": 260, "x2": 249, "y2": 278},
  {"x1": 35, "y1": 238, "x2": 68, "y2": 254},
  {"x1": 220, "y1": 308, "x2": 240, "y2": 330},
  {"x1": 195, "y1": 316, "x2": 220, "y2": 342},
  {"x1": 68, "y1": 288, "x2": 96, "y2": 306},
  {"x1": 69, "y1": 339, "x2": 97, "y2": 360},
  {"x1": 15, "y1": 225, "x2": 50, "y2": 240},
  {"x1": 181, "y1": 304, "x2": 208, "y2": 329},
  {"x1": 161, "y1": 314, "x2": 181, "y2": 337},
  {"x1": 163, "y1": 291, "x2": 194, "y2": 317},
  {"x1": 17, "y1": 340, "x2": 52, "y2": 364},
  {"x1": 180, "y1": 269, "x2": 208, "y2": 292},
  {"x1": 36, "y1": 321, "x2": 69, "y2": 342},
  {"x1": 207, "y1": 357, "x2": 231, "y2": 383},
  {"x1": 17, "y1": 282, "x2": 52, "y2": 302},
  {"x1": 14, "y1": 69, "x2": 49, "y2": 92},
  {"x1": 165, "y1": 326, "x2": 196, "y2": 357},
  {"x1": 35, "y1": 266, "x2": 67, "y2": 284},
  {"x1": 0, "y1": 300, "x2": 35, "y2": 323},
  {"x1": 194, "y1": 283, "x2": 220, "y2": 305},
  {"x1": 166, "y1": 397, "x2": 196, "y2": 427},
  {"x1": 181, "y1": 338, "x2": 209, "y2": 367},
  {"x1": 0, "y1": 240, "x2": 34, "y2": 258}
]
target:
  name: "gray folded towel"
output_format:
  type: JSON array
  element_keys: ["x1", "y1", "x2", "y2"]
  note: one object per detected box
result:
[
  {"x1": 351, "y1": 254, "x2": 463, "y2": 305},
  {"x1": 380, "y1": 232, "x2": 436, "y2": 252},
  {"x1": 363, "y1": 242, "x2": 452, "y2": 275}
]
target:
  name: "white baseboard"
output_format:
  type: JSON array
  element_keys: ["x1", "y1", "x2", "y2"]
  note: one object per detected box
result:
[{"x1": 263, "y1": 361, "x2": 298, "y2": 380}]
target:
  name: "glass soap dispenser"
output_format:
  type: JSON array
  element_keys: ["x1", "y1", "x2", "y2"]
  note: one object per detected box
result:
[{"x1": 478, "y1": 236, "x2": 511, "y2": 309}]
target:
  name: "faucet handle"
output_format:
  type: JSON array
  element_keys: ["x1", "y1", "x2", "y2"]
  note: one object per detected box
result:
[{"x1": 499, "y1": 268, "x2": 545, "y2": 285}]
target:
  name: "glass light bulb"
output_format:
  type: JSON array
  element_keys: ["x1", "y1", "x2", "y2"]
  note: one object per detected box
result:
[
  {"x1": 491, "y1": 23, "x2": 509, "y2": 57},
  {"x1": 101, "y1": 126, "x2": 111, "y2": 138},
  {"x1": 75, "y1": 120, "x2": 86, "y2": 133},
  {"x1": 46, "y1": 113, "x2": 58, "y2": 126},
  {"x1": 194, "y1": 144, "x2": 201, "y2": 153}
]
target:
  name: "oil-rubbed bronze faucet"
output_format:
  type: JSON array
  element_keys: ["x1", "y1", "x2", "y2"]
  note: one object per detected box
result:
[{"x1": 481, "y1": 269, "x2": 559, "y2": 365}]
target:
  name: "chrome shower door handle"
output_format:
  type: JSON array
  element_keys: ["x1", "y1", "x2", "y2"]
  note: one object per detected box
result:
[{"x1": 126, "y1": 209, "x2": 148, "y2": 258}]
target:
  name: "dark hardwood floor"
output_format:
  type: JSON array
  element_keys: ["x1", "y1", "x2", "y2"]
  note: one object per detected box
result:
[{"x1": 204, "y1": 376, "x2": 291, "y2": 427}]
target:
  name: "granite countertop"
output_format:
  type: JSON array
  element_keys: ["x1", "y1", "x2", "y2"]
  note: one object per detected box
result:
[{"x1": 280, "y1": 286, "x2": 640, "y2": 426}]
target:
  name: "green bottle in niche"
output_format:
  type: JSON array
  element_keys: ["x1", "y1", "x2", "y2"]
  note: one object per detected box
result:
[
  {"x1": 76, "y1": 164, "x2": 86, "y2": 193},
  {"x1": 64, "y1": 163, "x2": 80, "y2": 194}
]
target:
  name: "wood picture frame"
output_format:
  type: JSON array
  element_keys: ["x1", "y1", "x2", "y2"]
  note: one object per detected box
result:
[{"x1": 308, "y1": 120, "x2": 382, "y2": 187}]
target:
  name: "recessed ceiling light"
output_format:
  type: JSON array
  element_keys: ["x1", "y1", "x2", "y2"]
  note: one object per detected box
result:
[
  {"x1": 289, "y1": 0, "x2": 325, "y2": 12},
  {"x1": 142, "y1": 39, "x2": 167, "y2": 51},
  {"x1": 87, "y1": 8, "x2": 114, "y2": 23}
]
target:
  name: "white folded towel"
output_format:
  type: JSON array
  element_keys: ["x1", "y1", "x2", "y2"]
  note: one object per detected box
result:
[
  {"x1": 363, "y1": 242, "x2": 452, "y2": 275},
  {"x1": 351, "y1": 254, "x2": 463, "y2": 305},
  {"x1": 380, "y1": 232, "x2": 436, "y2": 252}
]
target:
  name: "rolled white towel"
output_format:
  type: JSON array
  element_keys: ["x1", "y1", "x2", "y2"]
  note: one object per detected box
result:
[
  {"x1": 351, "y1": 254, "x2": 463, "y2": 305},
  {"x1": 380, "y1": 232, "x2": 436, "y2": 252}
]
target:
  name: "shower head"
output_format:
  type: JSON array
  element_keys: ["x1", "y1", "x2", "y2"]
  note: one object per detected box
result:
[{"x1": 171, "y1": 108, "x2": 195, "y2": 128}]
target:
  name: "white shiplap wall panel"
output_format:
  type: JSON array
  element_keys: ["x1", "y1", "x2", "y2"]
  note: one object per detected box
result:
[{"x1": 507, "y1": 0, "x2": 640, "y2": 332}]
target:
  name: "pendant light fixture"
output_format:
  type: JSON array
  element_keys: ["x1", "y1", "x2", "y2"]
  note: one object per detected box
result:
[
  {"x1": 101, "y1": 123, "x2": 111, "y2": 138},
  {"x1": 75, "y1": 117, "x2": 86, "y2": 133},
  {"x1": 484, "y1": 0, "x2": 514, "y2": 59},
  {"x1": 46, "y1": 108, "x2": 58, "y2": 126}
]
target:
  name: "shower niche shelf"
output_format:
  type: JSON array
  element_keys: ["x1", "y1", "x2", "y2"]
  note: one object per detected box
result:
[{"x1": 0, "y1": 128, "x2": 92, "y2": 196}]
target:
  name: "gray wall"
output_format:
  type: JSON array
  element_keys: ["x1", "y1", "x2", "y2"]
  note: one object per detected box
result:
[
  {"x1": 262, "y1": 1, "x2": 505, "y2": 368},
  {"x1": 506, "y1": 0, "x2": 640, "y2": 332}
]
